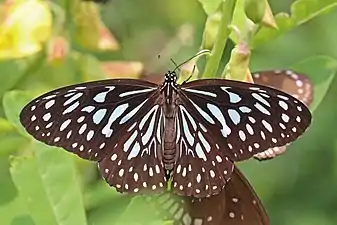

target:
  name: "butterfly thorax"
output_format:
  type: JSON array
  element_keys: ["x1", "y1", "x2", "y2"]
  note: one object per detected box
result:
[{"x1": 161, "y1": 71, "x2": 179, "y2": 171}]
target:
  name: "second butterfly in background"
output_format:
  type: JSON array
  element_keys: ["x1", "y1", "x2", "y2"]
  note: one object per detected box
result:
[
  {"x1": 151, "y1": 165, "x2": 269, "y2": 225},
  {"x1": 252, "y1": 69, "x2": 314, "y2": 161}
]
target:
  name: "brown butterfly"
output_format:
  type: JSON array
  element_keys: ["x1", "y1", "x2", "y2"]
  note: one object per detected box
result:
[
  {"x1": 151, "y1": 165, "x2": 269, "y2": 225},
  {"x1": 252, "y1": 70, "x2": 314, "y2": 161}
]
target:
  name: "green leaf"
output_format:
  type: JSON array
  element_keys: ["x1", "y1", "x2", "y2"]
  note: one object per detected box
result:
[
  {"x1": 251, "y1": 0, "x2": 337, "y2": 47},
  {"x1": 83, "y1": 180, "x2": 121, "y2": 210},
  {"x1": 3, "y1": 91, "x2": 35, "y2": 137},
  {"x1": 10, "y1": 214, "x2": 35, "y2": 225},
  {"x1": 87, "y1": 195, "x2": 131, "y2": 225},
  {"x1": 0, "y1": 118, "x2": 15, "y2": 133},
  {"x1": 0, "y1": 156, "x2": 18, "y2": 206},
  {"x1": 0, "y1": 53, "x2": 45, "y2": 99},
  {"x1": 290, "y1": 55, "x2": 337, "y2": 111},
  {"x1": 115, "y1": 196, "x2": 163, "y2": 225},
  {"x1": 0, "y1": 196, "x2": 31, "y2": 225},
  {"x1": 198, "y1": 0, "x2": 222, "y2": 15},
  {"x1": 10, "y1": 143, "x2": 87, "y2": 225}
]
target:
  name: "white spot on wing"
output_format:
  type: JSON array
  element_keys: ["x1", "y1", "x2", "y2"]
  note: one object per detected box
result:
[
  {"x1": 228, "y1": 109, "x2": 240, "y2": 125},
  {"x1": 120, "y1": 99, "x2": 148, "y2": 124},
  {"x1": 93, "y1": 109, "x2": 107, "y2": 124},
  {"x1": 207, "y1": 103, "x2": 231, "y2": 137},
  {"x1": 119, "y1": 88, "x2": 156, "y2": 98},
  {"x1": 182, "y1": 88, "x2": 217, "y2": 97}
]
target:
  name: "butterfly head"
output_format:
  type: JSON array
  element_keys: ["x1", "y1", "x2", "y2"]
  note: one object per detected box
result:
[{"x1": 164, "y1": 71, "x2": 177, "y2": 84}]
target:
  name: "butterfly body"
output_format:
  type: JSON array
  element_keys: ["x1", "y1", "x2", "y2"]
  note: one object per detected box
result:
[{"x1": 20, "y1": 71, "x2": 311, "y2": 197}]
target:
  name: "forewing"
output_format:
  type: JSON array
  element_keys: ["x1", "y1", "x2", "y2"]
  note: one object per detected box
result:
[
  {"x1": 20, "y1": 79, "x2": 167, "y2": 193},
  {"x1": 179, "y1": 79, "x2": 312, "y2": 161},
  {"x1": 172, "y1": 103, "x2": 234, "y2": 197}
]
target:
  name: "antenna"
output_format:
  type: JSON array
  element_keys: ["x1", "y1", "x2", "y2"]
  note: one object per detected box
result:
[{"x1": 172, "y1": 49, "x2": 211, "y2": 72}]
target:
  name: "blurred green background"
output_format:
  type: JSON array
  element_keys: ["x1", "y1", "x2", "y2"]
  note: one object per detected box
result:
[{"x1": 0, "y1": 0, "x2": 337, "y2": 225}]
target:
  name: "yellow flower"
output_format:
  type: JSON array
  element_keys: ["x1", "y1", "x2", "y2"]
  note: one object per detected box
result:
[{"x1": 0, "y1": 0, "x2": 52, "y2": 59}]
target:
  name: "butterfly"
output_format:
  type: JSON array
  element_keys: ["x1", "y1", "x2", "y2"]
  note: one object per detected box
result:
[
  {"x1": 251, "y1": 69, "x2": 314, "y2": 161},
  {"x1": 151, "y1": 165, "x2": 269, "y2": 225},
  {"x1": 19, "y1": 69, "x2": 312, "y2": 198}
]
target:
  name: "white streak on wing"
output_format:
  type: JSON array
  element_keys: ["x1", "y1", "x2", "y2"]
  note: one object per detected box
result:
[
  {"x1": 102, "y1": 103, "x2": 128, "y2": 137},
  {"x1": 254, "y1": 102, "x2": 271, "y2": 115},
  {"x1": 87, "y1": 130, "x2": 94, "y2": 141},
  {"x1": 221, "y1": 87, "x2": 241, "y2": 103},
  {"x1": 93, "y1": 109, "x2": 107, "y2": 124},
  {"x1": 128, "y1": 141, "x2": 140, "y2": 160},
  {"x1": 156, "y1": 109, "x2": 163, "y2": 144},
  {"x1": 180, "y1": 106, "x2": 197, "y2": 130},
  {"x1": 60, "y1": 119, "x2": 71, "y2": 131},
  {"x1": 179, "y1": 139, "x2": 187, "y2": 158},
  {"x1": 142, "y1": 107, "x2": 158, "y2": 145},
  {"x1": 198, "y1": 132, "x2": 210, "y2": 152},
  {"x1": 199, "y1": 123, "x2": 207, "y2": 132},
  {"x1": 239, "y1": 106, "x2": 251, "y2": 113},
  {"x1": 81, "y1": 106, "x2": 95, "y2": 113},
  {"x1": 124, "y1": 130, "x2": 138, "y2": 152},
  {"x1": 262, "y1": 120, "x2": 273, "y2": 132},
  {"x1": 252, "y1": 93, "x2": 271, "y2": 107},
  {"x1": 63, "y1": 101, "x2": 80, "y2": 115},
  {"x1": 119, "y1": 88, "x2": 156, "y2": 98},
  {"x1": 64, "y1": 93, "x2": 83, "y2": 106},
  {"x1": 277, "y1": 95, "x2": 289, "y2": 100},
  {"x1": 228, "y1": 109, "x2": 240, "y2": 125},
  {"x1": 279, "y1": 100, "x2": 288, "y2": 110},
  {"x1": 64, "y1": 92, "x2": 76, "y2": 98},
  {"x1": 195, "y1": 143, "x2": 207, "y2": 161},
  {"x1": 189, "y1": 99, "x2": 215, "y2": 124},
  {"x1": 120, "y1": 99, "x2": 148, "y2": 124},
  {"x1": 127, "y1": 122, "x2": 137, "y2": 132},
  {"x1": 182, "y1": 88, "x2": 217, "y2": 97},
  {"x1": 93, "y1": 86, "x2": 115, "y2": 103},
  {"x1": 175, "y1": 117, "x2": 181, "y2": 144},
  {"x1": 207, "y1": 103, "x2": 231, "y2": 137},
  {"x1": 139, "y1": 105, "x2": 158, "y2": 130},
  {"x1": 180, "y1": 108, "x2": 194, "y2": 146},
  {"x1": 149, "y1": 139, "x2": 157, "y2": 158}
]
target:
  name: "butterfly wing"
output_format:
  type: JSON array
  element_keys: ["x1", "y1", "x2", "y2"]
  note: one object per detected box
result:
[
  {"x1": 151, "y1": 165, "x2": 269, "y2": 225},
  {"x1": 171, "y1": 102, "x2": 234, "y2": 197},
  {"x1": 20, "y1": 79, "x2": 167, "y2": 193},
  {"x1": 252, "y1": 70, "x2": 314, "y2": 161},
  {"x1": 223, "y1": 166, "x2": 270, "y2": 225},
  {"x1": 253, "y1": 145, "x2": 288, "y2": 161},
  {"x1": 178, "y1": 78, "x2": 311, "y2": 162},
  {"x1": 252, "y1": 70, "x2": 314, "y2": 106}
]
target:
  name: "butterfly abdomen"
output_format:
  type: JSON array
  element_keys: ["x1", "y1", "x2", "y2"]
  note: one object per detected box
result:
[{"x1": 162, "y1": 96, "x2": 178, "y2": 171}]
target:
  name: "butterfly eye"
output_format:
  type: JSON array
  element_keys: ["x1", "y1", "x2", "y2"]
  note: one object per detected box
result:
[
  {"x1": 20, "y1": 69, "x2": 312, "y2": 198},
  {"x1": 252, "y1": 69, "x2": 314, "y2": 161}
]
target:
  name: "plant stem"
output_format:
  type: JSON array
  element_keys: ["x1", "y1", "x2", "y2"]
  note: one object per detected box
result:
[{"x1": 202, "y1": 0, "x2": 237, "y2": 78}]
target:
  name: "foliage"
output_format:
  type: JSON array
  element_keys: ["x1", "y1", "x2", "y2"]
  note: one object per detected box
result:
[{"x1": 0, "y1": 0, "x2": 336, "y2": 225}]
